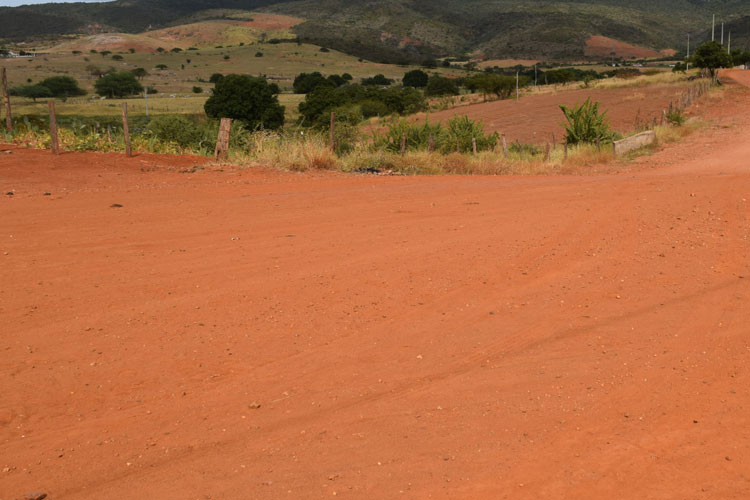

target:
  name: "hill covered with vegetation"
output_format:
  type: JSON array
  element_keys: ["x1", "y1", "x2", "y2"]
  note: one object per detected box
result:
[{"x1": 2, "y1": 0, "x2": 749, "y2": 62}]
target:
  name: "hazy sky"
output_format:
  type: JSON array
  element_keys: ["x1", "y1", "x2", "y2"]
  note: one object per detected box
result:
[{"x1": 1, "y1": 0, "x2": 106, "y2": 6}]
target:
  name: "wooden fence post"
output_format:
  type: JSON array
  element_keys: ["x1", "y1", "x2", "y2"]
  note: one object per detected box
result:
[
  {"x1": 552, "y1": 132, "x2": 556, "y2": 150},
  {"x1": 48, "y1": 101, "x2": 59, "y2": 155},
  {"x1": 121, "y1": 102, "x2": 131, "y2": 157},
  {"x1": 400, "y1": 134, "x2": 406, "y2": 155},
  {"x1": 214, "y1": 117, "x2": 232, "y2": 161},
  {"x1": 502, "y1": 134, "x2": 508, "y2": 158},
  {"x1": 472, "y1": 137, "x2": 477, "y2": 155},
  {"x1": 2, "y1": 67, "x2": 11, "y2": 132},
  {"x1": 564, "y1": 141, "x2": 568, "y2": 160},
  {"x1": 428, "y1": 133, "x2": 434, "y2": 153},
  {"x1": 456, "y1": 138, "x2": 460, "y2": 154},
  {"x1": 596, "y1": 137, "x2": 601, "y2": 152},
  {"x1": 329, "y1": 112, "x2": 335, "y2": 151},
  {"x1": 545, "y1": 141, "x2": 551, "y2": 161}
]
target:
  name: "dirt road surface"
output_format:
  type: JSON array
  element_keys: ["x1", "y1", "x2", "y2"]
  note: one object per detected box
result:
[{"x1": 2, "y1": 71, "x2": 750, "y2": 499}]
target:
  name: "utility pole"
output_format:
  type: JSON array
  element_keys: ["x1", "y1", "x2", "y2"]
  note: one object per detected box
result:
[
  {"x1": 721, "y1": 23, "x2": 724, "y2": 45},
  {"x1": 712, "y1": 14, "x2": 715, "y2": 41}
]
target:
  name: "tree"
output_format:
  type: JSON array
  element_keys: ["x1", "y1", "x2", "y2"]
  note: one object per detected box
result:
[
  {"x1": 204, "y1": 74, "x2": 285, "y2": 130},
  {"x1": 86, "y1": 64, "x2": 106, "y2": 78},
  {"x1": 209, "y1": 73, "x2": 225, "y2": 84},
  {"x1": 130, "y1": 67, "x2": 149, "y2": 80},
  {"x1": 13, "y1": 84, "x2": 53, "y2": 101},
  {"x1": 425, "y1": 75, "x2": 459, "y2": 97},
  {"x1": 402, "y1": 69, "x2": 428, "y2": 88},
  {"x1": 293, "y1": 72, "x2": 332, "y2": 94},
  {"x1": 155, "y1": 64, "x2": 168, "y2": 70},
  {"x1": 361, "y1": 74, "x2": 393, "y2": 86},
  {"x1": 692, "y1": 41, "x2": 733, "y2": 78},
  {"x1": 94, "y1": 72, "x2": 144, "y2": 98},
  {"x1": 39, "y1": 76, "x2": 86, "y2": 99}
]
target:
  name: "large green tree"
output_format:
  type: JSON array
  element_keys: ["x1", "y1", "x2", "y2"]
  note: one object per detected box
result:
[
  {"x1": 402, "y1": 69, "x2": 428, "y2": 88},
  {"x1": 692, "y1": 41, "x2": 733, "y2": 78},
  {"x1": 39, "y1": 76, "x2": 86, "y2": 99},
  {"x1": 204, "y1": 74, "x2": 285, "y2": 130},
  {"x1": 94, "y1": 72, "x2": 144, "y2": 98}
]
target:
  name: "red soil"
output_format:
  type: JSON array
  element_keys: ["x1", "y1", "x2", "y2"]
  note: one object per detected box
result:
[
  {"x1": 585, "y1": 35, "x2": 675, "y2": 59},
  {"x1": 2, "y1": 71, "x2": 750, "y2": 500},
  {"x1": 408, "y1": 83, "x2": 689, "y2": 145}
]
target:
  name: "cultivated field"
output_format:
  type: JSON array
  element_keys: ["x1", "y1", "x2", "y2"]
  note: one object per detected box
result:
[
  {"x1": 2, "y1": 71, "x2": 750, "y2": 499},
  {"x1": 403, "y1": 77, "x2": 698, "y2": 144}
]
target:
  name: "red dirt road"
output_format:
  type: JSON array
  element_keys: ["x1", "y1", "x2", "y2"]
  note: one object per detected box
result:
[{"x1": 2, "y1": 72, "x2": 750, "y2": 499}]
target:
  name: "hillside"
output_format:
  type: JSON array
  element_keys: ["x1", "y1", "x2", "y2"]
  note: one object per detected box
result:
[{"x1": 2, "y1": 0, "x2": 749, "y2": 62}]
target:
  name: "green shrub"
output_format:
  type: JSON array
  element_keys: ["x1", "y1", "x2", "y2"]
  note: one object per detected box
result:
[
  {"x1": 560, "y1": 98, "x2": 615, "y2": 145},
  {"x1": 425, "y1": 75, "x2": 459, "y2": 97},
  {"x1": 147, "y1": 115, "x2": 205, "y2": 148},
  {"x1": 192, "y1": 86, "x2": 203, "y2": 94},
  {"x1": 665, "y1": 109, "x2": 686, "y2": 126}
]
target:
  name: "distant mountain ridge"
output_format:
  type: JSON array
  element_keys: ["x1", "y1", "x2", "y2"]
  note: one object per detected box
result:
[{"x1": 1, "y1": 0, "x2": 748, "y2": 62}]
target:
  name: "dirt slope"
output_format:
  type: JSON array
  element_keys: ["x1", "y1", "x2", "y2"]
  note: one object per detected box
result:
[
  {"x1": 408, "y1": 82, "x2": 689, "y2": 145},
  {"x1": 2, "y1": 72, "x2": 750, "y2": 499}
]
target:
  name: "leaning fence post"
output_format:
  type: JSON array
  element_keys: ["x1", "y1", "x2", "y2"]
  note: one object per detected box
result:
[
  {"x1": 121, "y1": 102, "x2": 131, "y2": 157},
  {"x1": 214, "y1": 117, "x2": 232, "y2": 161},
  {"x1": 2, "y1": 67, "x2": 11, "y2": 132},
  {"x1": 502, "y1": 134, "x2": 508, "y2": 158},
  {"x1": 329, "y1": 112, "x2": 335, "y2": 151},
  {"x1": 48, "y1": 101, "x2": 59, "y2": 155}
]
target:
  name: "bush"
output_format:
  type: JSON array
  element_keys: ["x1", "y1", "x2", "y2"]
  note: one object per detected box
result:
[
  {"x1": 665, "y1": 109, "x2": 686, "y2": 126},
  {"x1": 94, "y1": 72, "x2": 144, "y2": 98},
  {"x1": 223, "y1": 55, "x2": 230, "y2": 60},
  {"x1": 112, "y1": 54, "x2": 123, "y2": 61},
  {"x1": 147, "y1": 115, "x2": 205, "y2": 148},
  {"x1": 403, "y1": 69, "x2": 428, "y2": 88},
  {"x1": 146, "y1": 86, "x2": 158, "y2": 94},
  {"x1": 560, "y1": 98, "x2": 615, "y2": 145},
  {"x1": 425, "y1": 75, "x2": 459, "y2": 97},
  {"x1": 374, "y1": 115, "x2": 497, "y2": 154},
  {"x1": 204, "y1": 74, "x2": 285, "y2": 130},
  {"x1": 39, "y1": 76, "x2": 86, "y2": 99},
  {"x1": 155, "y1": 64, "x2": 168, "y2": 70},
  {"x1": 193, "y1": 86, "x2": 203, "y2": 94},
  {"x1": 209, "y1": 73, "x2": 224, "y2": 84},
  {"x1": 255, "y1": 51, "x2": 264, "y2": 57}
]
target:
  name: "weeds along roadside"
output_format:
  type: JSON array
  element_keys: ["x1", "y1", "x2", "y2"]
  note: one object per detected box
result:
[{"x1": 1, "y1": 90, "x2": 710, "y2": 175}]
